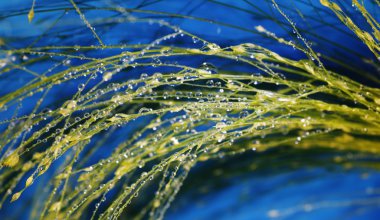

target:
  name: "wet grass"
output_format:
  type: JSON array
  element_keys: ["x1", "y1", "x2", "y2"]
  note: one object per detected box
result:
[{"x1": 0, "y1": 0, "x2": 379, "y2": 219}]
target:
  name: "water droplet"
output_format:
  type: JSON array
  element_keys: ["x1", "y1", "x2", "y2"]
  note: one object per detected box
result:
[
  {"x1": 103, "y1": 72, "x2": 112, "y2": 81},
  {"x1": 199, "y1": 62, "x2": 218, "y2": 74}
]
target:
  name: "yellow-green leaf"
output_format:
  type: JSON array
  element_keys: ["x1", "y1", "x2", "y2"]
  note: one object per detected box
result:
[{"x1": 28, "y1": 8, "x2": 34, "y2": 23}]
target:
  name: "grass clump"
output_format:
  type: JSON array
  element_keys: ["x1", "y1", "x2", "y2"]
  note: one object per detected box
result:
[{"x1": 0, "y1": 0, "x2": 379, "y2": 219}]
